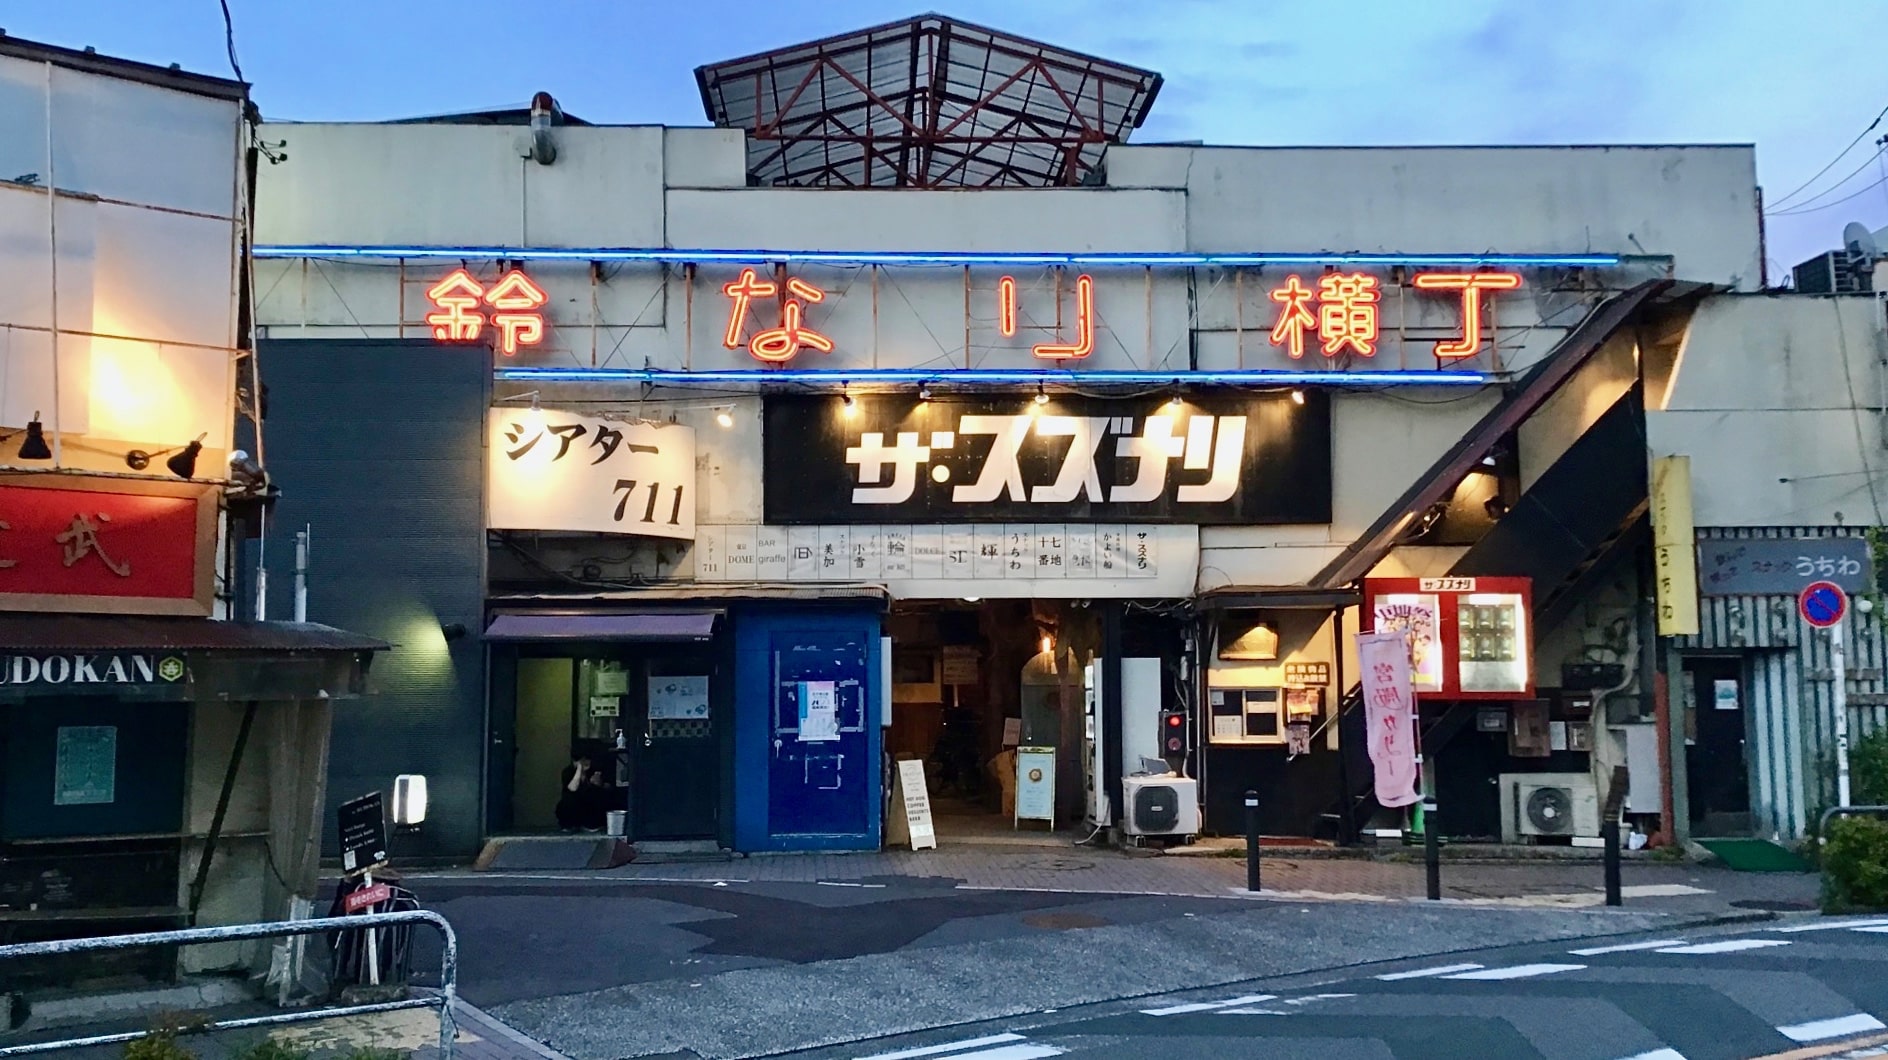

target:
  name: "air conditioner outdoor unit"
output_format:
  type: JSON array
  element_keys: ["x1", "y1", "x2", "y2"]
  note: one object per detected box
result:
[
  {"x1": 1120, "y1": 774, "x2": 1200, "y2": 843},
  {"x1": 1500, "y1": 773, "x2": 1600, "y2": 842}
]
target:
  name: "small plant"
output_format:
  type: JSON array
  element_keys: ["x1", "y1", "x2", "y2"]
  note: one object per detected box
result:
[
  {"x1": 1852, "y1": 729, "x2": 1888, "y2": 808},
  {"x1": 1822, "y1": 814, "x2": 1888, "y2": 912},
  {"x1": 337, "y1": 1049, "x2": 410, "y2": 1060},
  {"x1": 237, "y1": 1040, "x2": 313, "y2": 1060},
  {"x1": 123, "y1": 1030, "x2": 194, "y2": 1060}
]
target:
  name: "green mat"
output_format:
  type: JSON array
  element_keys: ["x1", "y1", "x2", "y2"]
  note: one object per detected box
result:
[{"x1": 1695, "y1": 837, "x2": 1812, "y2": 872}]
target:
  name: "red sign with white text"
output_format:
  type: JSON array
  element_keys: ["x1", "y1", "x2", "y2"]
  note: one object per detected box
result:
[
  {"x1": 343, "y1": 881, "x2": 393, "y2": 914},
  {"x1": 0, "y1": 477, "x2": 216, "y2": 616}
]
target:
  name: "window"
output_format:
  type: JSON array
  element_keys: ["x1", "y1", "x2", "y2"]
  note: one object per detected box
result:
[{"x1": 1208, "y1": 687, "x2": 1282, "y2": 745}]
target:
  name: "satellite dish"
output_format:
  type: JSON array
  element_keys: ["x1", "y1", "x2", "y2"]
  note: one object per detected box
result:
[{"x1": 1844, "y1": 220, "x2": 1881, "y2": 260}]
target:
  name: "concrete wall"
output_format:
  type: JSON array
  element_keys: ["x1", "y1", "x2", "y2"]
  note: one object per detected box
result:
[
  {"x1": 1649, "y1": 294, "x2": 1887, "y2": 527},
  {"x1": 0, "y1": 54, "x2": 243, "y2": 467}
]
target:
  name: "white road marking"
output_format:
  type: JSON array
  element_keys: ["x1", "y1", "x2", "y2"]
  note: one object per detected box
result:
[
  {"x1": 1774, "y1": 917, "x2": 1888, "y2": 933},
  {"x1": 815, "y1": 880, "x2": 888, "y2": 889},
  {"x1": 1443, "y1": 963, "x2": 1586, "y2": 980},
  {"x1": 1654, "y1": 939, "x2": 1792, "y2": 955},
  {"x1": 1620, "y1": 884, "x2": 1712, "y2": 898},
  {"x1": 1777, "y1": 1013, "x2": 1888, "y2": 1043},
  {"x1": 854, "y1": 1033, "x2": 1025, "y2": 1059},
  {"x1": 1375, "y1": 962, "x2": 1483, "y2": 980},
  {"x1": 942, "y1": 1047, "x2": 1063, "y2": 1060},
  {"x1": 1857, "y1": 926, "x2": 1888, "y2": 934},
  {"x1": 1615, "y1": 1049, "x2": 1688, "y2": 1060},
  {"x1": 1570, "y1": 939, "x2": 1690, "y2": 956},
  {"x1": 1141, "y1": 994, "x2": 1275, "y2": 1015}
]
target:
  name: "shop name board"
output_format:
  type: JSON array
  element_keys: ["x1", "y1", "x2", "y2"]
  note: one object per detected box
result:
[
  {"x1": 487, "y1": 409, "x2": 696, "y2": 540},
  {"x1": 763, "y1": 394, "x2": 1331, "y2": 525},
  {"x1": 0, "y1": 652, "x2": 186, "y2": 691},
  {"x1": 426, "y1": 268, "x2": 548, "y2": 355},
  {"x1": 1696, "y1": 537, "x2": 1872, "y2": 596},
  {"x1": 0, "y1": 477, "x2": 215, "y2": 617}
]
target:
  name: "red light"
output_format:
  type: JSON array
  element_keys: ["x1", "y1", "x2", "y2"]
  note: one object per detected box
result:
[
  {"x1": 1031, "y1": 274, "x2": 1095, "y2": 360},
  {"x1": 997, "y1": 275, "x2": 1018, "y2": 337},
  {"x1": 1413, "y1": 272, "x2": 1521, "y2": 358},
  {"x1": 1166, "y1": 736, "x2": 1183, "y2": 751},
  {"x1": 1316, "y1": 272, "x2": 1380, "y2": 357},
  {"x1": 1268, "y1": 274, "x2": 1316, "y2": 359},
  {"x1": 1166, "y1": 714, "x2": 1183, "y2": 727}
]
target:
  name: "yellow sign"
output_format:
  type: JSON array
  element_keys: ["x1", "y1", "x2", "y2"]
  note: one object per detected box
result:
[{"x1": 1652, "y1": 455, "x2": 1700, "y2": 635}]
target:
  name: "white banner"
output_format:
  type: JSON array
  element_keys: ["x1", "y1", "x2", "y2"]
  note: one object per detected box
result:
[
  {"x1": 487, "y1": 409, "x2": 696, "y2": 540},
  {"x1": 1357, "y1": 630, "x2": 1421, "y2": 809}
]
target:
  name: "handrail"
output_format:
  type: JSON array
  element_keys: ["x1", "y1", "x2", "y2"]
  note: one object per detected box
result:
[
  {"x1": 0, "y1": 910, "x2": 457, "y2": 1058},
  {"x1": 1819, "y1": 805, "x2": 1888, "y2": 843}
]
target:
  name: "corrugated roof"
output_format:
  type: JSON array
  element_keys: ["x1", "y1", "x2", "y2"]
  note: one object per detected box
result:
[
  {"x1": 0, "y1": 615, "x2": 385, "y2": 653},
  {"x1": 695, "y1": 13, "x2": 1160, "y2": 188}
]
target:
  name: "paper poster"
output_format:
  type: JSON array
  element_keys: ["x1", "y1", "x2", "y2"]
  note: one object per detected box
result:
[
  {"x1": 648, "y1": 675, "x2": 709, "y2": 720},
  {"x1": 799, "y1": 680, "x2": 839, "y2": 742},
  {"x1": 54, "y1": 726, "x2": 116, "y2": 806},
  {"x1": 1713, "y1": 679, "x2": 1739, "y2": 711},
  {"x1": 1372, "y1": 593, "x2": 1442, "y2": 691},
  {"x1": 594, "y1": 670, "x2": 629, "y2": 696},
  {"x1": 1002, "y1": 717, "x2": 1022, "y2": 747}
]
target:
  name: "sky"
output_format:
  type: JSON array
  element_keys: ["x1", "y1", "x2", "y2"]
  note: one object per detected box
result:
[{"x1": 8, "y1": 0, "x2": 1887, "y2": 273}]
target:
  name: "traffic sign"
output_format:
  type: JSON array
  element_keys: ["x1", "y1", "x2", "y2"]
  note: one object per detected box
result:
[{"x1": 1799, "y1": 580, "x2": 1847, "y2": 629}]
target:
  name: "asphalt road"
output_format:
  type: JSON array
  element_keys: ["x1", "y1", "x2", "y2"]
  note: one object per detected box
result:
[{"x1": 786, "y1": 916, "x2": 1888, "y2": 1060}]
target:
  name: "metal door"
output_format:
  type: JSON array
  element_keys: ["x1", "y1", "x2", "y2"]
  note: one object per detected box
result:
[
  {"x1": 633, "y1": 655, "x2": 720, "y2": 839},
  {"x1": 1686, "y1": 658, "x2": 1751, "y2": 832},
  {"x1": 768, "y1": 633, "x2": 871, "y2": 837}
]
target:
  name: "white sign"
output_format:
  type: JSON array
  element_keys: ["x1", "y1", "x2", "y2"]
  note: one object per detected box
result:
[
  {"x1": 799, "y1": 680, "x2": 839, "y2": 742},
  {"x1": 1419, "y1": 577, "x2": 1476, "y2": 592},
  {"x1": 649, "y1": 675, "x2": 710, "y2": 720},
  {"x1": 1713, "y1": 678, "x2": 1739, "y2": 711},
  {"x1": 892, "y1": 759, "x2": 937, "y2": 850},
  {"x1": 1015, "y1": 747, "x2": 1056, "y2": 825},
  {"x1": 487, "y1": 409, "x2": 696, "y2": 540},
  {"x1": 695, "y1": 522, "x2": 1198, "y2": 598}
]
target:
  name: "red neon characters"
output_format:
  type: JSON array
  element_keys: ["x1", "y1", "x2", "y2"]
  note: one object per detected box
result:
[
  {"x1": 423, "y1": 268, "x2": 549, "y2": 356},
  {"x1": 1413, "y1": 272, "x2": 1521, "y2": 358},
  {"x1": 1030, "y1": 274, "x2": 1096, "y2": 360},
  {"x1": 1268, "y1": 275, "x2": 1316, "y2": 359},
  {"x1": 1316, "y1": 273, "x2": 1380, "y2": 356},
  {"x1": 722, "y1": 268, "x2": 834, "y2": 364}
]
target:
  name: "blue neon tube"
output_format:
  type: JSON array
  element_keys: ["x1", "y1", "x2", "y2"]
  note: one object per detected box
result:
[
  {"x1": 488, "y1": 366, "x2": 1490, "y2": 387},
  {"x1": 253, "y1": 244, "x2": 1620, "y2": 269}
]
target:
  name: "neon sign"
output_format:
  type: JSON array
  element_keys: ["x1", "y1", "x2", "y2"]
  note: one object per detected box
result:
[
  {"x1": 722, "y1": 267, "x2": 835, "y2": 364},
  {"x1": 1020, "y1": 273, "x2": 1095, "y2": 360},
  {"x1": 1412, "y1": 272, "x2": 1521, "y2": 358},
  {"x1": 424, "y1": 268, "x2": 548, "y2": 356},
  {"x1": 1266, "y1": 271, "x2": 1519, "y2": 359}
]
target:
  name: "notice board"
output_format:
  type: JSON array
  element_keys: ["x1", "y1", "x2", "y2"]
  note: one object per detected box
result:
[{"x1": 885, "y1": 759, "x2": 937, "y2": 851}]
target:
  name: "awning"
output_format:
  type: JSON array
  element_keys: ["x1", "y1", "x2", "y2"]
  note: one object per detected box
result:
[
  {"x1": 484, "y1": 611, "x2": 721, "y2": 642},
  {"x1": 0, "y1": 615, "x2": 386, "y2": 653}
]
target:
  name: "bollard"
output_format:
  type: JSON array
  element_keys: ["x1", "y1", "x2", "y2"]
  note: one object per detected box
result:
[
  {"x1": 1244, "y1": 790, "x2": 1261, "y2": 892},
  {"x1": 1423, "y1": 797, "x2": 1441, "y2": 900},
  {"x1": 1603, "y1": 819, "x2": 1622, "y2": 907}
]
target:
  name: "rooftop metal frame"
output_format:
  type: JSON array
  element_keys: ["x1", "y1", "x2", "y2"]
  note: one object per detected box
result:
[{"x1": 695, "y1": 14, "x2": 1162, "y2": 189}]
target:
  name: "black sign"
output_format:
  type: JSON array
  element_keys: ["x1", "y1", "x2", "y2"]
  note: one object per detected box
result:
[
  {"x1": 0, "y1": 652, "x2": 187, "y2": 694},
  {"x1": 337, "y1": 792, "x2": 389, "y2": 876},
  {"x1": 764, "y1": 393, "x2": 1331, "y2": 525},
  {"x1": 1697, "y1": 536, "x2": 1873, "y2": 596}
]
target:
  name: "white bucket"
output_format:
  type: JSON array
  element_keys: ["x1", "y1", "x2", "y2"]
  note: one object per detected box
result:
[{"x1": 606, "y1": 810, "x2": 627, "y2": 838}]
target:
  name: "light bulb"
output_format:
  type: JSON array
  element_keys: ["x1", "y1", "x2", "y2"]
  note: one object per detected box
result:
[
  {"x1": 1291, "y1": 389, "x2": 1305, "y2": 405},
  {"x1": 716, "y1": 408, "x2": 734, "y2": 428}
]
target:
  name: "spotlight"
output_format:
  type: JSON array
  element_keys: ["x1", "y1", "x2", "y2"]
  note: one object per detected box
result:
[
  {"x1": 1290, "y1": 389, "x2": 1305, "y2": 405},
  {"x1": 919, "y1": 384, "x2": 932, "y2": 402},
  {"x1": 14, "y1": 413, "x2": 50, "y2": 461},
  {"x1": 1034, "y1": 385, "x2": 1049, "y2": 406},
  {"x1": 1484, "y1": 497, "x2": 1510, "y2": 520},
  {"x1": 841, "y1": 386, "x2": 857, "y2": 416},
  {"x1": 126, "y1": 432, "x2": 206, "y2": 476},
  {"x1": 228, "y1": 449, "x2": 267, "y2": 490},
  {"x1": 1168, "y1": 392, "x2": 1183, "y2": 408},
  {"x1": 715, "y1": 407, "x2": 734, "y2": 429},
  {"x1": 166, "y1": 435, "x2": 206, "y2": 479}
]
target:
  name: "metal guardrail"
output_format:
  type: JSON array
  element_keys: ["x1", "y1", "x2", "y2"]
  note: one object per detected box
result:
[
  {"x1": 0, "y1": 910, "x2": 457, "y2": 1058},
  {"x1": 1819, "y1": 805, "x2": 1888, "y2": 843}
]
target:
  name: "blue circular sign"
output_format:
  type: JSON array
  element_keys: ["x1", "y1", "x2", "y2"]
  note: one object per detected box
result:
[{"x1": 1800, "y1": 580, "x2": 1847, "y2": 629}]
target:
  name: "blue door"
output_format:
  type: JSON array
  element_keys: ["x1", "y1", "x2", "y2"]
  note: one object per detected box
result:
[{"x1": 735, "y1": 609, "x2": 882, "y2": 851}]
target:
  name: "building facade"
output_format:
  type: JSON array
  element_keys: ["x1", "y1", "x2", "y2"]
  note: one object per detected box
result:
[{"x1": 245, "y1": 16, "x2": 1777, "y2": 859}]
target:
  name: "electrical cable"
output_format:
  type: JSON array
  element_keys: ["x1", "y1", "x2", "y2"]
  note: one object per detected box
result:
[
  {"x1": 1768, "y1": 102, "x2": 1888, "y2": 210},
  {"x1": 1764, "y1": 146, "x2": 1886, "y2": 215},
  {"x1": 1770, "y1": 170, "x2": 1888, "y2": 217},
  {"x1": 218, "y1": 0, "x2": 245, "y2": 83}
]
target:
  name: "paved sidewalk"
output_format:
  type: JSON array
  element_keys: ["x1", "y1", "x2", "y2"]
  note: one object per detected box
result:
[{"x1": 439, "y1": 841, "x2": 1820, "y2": 916}]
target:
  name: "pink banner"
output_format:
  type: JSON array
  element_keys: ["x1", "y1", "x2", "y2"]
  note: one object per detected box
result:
[{"x1": 1357, "y1": 630, "x2": 1421, "y2": 808}]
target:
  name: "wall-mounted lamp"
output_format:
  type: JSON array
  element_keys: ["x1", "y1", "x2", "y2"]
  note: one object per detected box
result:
[
  {"x1": 1290, "y1": 389, "x2": 1305, "y2": 405},
  {"x1": 392, "y1": 774, "x2": 428, "y2": 829},
  {"x1": 841, "y1": 384, "x2": 857, "y2": 417},
  {"x1": 918, "y1": 384, "x2": 932, "y2": 402},
  {"x1": 228, "y1": 449, "x2": 268, "y2": 491},
  {"x1": 126, "y1": 433, "x2": 206, "y2": 478},
  {"x1": 1039, "y1": 634, "x2": 1055, "y2": 655},
  {"x1": 715, "y1": 407, "x2": 735, "y2": 429},
  {"x1": 1034, "y1": 384, "x2": 1049, "y2": 406},
  {"x1": 1484, "y1": 497, "x2": 1510, "y2": 520},
  {"x1": 1219, "y1": 621, "x2": 1279, "y2": 661},
  {"x1": 440, "y1": 622, "x2": 469, "y2": 641},
  {"x1": 3, "y1": 413, "x2": 51, "y2": 461}
]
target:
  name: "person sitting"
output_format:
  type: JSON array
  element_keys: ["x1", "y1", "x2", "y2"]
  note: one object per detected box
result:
[{"x1": 556, "y1": 747, "x2": 612, "y2": 832}]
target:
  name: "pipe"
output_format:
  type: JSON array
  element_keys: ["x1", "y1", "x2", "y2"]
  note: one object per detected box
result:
[
  {"x1": 294, "y1": 527, "x2": 310, "y2": 623},
  {"x1": 529, "y1": 91, "x2": 558, "y2": 165}
]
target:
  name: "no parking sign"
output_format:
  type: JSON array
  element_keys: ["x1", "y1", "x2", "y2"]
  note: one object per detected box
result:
[{"x1": 1799, "y1": 580, "x2": 1847, "y2": 629}]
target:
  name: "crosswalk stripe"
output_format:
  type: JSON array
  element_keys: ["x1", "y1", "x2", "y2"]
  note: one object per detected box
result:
[
  {"x1": 1776, "y1": 1013, "x2": 1888, "y2": 1043},
  {"x1": 1616, "y1": 1050, "x2": 1687, "y2": 1060},
  {"x1": 1442, "y1": 962, "x2": 1585, "y2": 980},
  {"x1": 1141, "y1": 994, "x2": 1275, "y2": 1015},
  {"x1": 942, "y1": 1047, "x2": 1063, "y2": 1060},
  {"x1": 1375, "y1": 962, "x2": 1483, "y2": 980},
  {"x1": 854, "y1": 1033, "x2": 1027, "y2": 1059},
  {"x1": 1854, "y1": 926, "x2": 1888, "y2": 935},
  {"x1": 1655, "y1": 939, "x2": 1792, "y2": 954},
  {"x1": 1773, "y1": 918, "x2": 1888, "y2": 933},
  {"x1": 1572, "y1": 939, "x2": 1691, "y2": 956}
]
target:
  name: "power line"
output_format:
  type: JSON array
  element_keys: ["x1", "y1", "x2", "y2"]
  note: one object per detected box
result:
[
  {"x1": 218, "y1": 0, "x2": 245, "y2": 83},
  {"x1": 1770, "y1": 169, "x2": 1888, "y2": 217},
  {"x1": 1769, "y1": 101, "x2": 1888, "y2": 210},
  {"x1": 1765, "y1": 145, "x2": 1885, "y2": 214}
]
